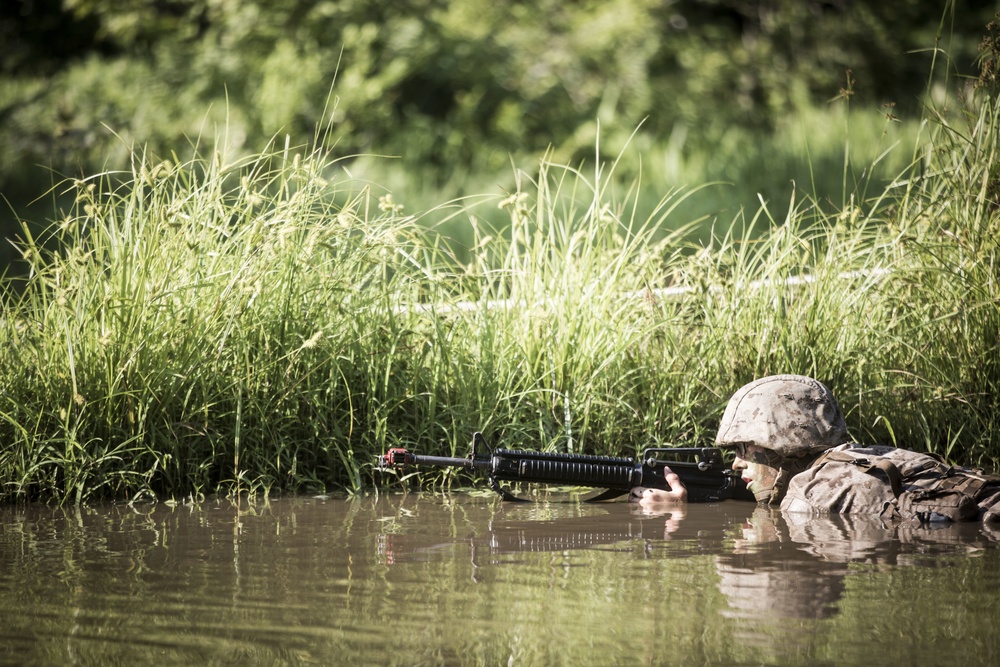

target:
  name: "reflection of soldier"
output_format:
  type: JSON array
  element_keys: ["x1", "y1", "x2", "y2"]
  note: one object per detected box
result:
[
  {"x1": 638, "y1": 375, "x2": 1000, "y2": 524},
  {"x1": 715, "y1": 507, "x2": 849, "y2": 620},
  {"x1": 715, "y1": 557, "x2": 847, "y2": 620},
  {"x1": 714, "y1": 506, "x2": 1000, "y2": 621}
]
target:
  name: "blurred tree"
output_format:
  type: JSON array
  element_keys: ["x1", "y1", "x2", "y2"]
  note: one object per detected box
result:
[
  {"x1": 0, "y1": 0, "x2": 996, "y2": 198},
  {"x1": 0, "y1": 0, "x2": 111, "y2": 75}
]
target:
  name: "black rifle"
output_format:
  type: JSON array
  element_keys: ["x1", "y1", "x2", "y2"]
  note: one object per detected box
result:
[{"x1": 378, "y1": 432, "x2": 754, "y2": 502}]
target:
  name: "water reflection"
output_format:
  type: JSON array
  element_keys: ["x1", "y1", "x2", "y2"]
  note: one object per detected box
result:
[
  {"x1": 2, "y1": 495, "x2": 1000, "y2": 666},
  {"x1": 377, "y1": 500, "x2": 741, "y2": 569},
  {"x1": 719, "y1": 508, "x2": 1000, "y2": 620},
  {"x1": 378, "y1": 497, "x2": 1000, "y2": 621}
]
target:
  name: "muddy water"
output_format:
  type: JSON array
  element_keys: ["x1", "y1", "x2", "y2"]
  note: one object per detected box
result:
[{"x1": 2, "y1": 494, "x2": 999, "y2": 666}]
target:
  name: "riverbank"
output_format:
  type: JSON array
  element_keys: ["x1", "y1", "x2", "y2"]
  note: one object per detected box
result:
[{"x1": 1, "y1": 94, "x2": 998, "y2": 504}]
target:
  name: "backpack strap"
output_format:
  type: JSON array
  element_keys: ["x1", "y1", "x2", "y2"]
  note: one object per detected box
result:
[{"x1": 937, "y1": 472, "x2": 988, "y2": 499}]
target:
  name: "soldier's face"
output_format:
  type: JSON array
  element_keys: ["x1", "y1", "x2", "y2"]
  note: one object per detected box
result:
[{"x1": 732, "y1": 445, "x2": 780, "y2": 499}]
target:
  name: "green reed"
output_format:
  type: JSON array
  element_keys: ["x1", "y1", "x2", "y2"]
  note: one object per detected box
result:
[{"x1": 2, "y1": 93, "x2": 999, "y2": 503}]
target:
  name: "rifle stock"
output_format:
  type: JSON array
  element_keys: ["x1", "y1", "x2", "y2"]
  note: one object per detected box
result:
[{"x1": 378, "y1": 432, "x2": 754, "y2": 503}]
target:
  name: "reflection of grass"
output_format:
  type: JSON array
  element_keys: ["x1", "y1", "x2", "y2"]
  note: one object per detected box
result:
[{"x1": 1, "y1": 97, "x2": 999, "y2": 504}]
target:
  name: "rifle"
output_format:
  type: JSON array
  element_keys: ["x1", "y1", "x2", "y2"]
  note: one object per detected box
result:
[{"x1": 378, "y1": 432, "x2": 754, "y2": 503}]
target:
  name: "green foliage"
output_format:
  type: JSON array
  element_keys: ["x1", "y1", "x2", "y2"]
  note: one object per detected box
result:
[
  {"x1": 2, "y1": 87, "x2": 1000, "y2": 503},
  {"x1": 0, "y1": 144, "x2": 446, "y2": 501},
  {"x1": 1, "y1": 0, "x2": 995, "y2": 200},
  {"x1": 2, "y1": 2, "x2": 1000, "y2": 503}
]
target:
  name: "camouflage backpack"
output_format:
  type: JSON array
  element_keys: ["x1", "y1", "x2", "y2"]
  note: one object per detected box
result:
[{"x1": 782, "y1": 444, "x2": 1000, "y2": 523}]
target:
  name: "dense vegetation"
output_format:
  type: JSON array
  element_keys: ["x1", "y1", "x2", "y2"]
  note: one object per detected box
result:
[
  {"x1": 1, "y1": 2, "x2": 999, "y2": 503},
  {"x1": 2, "y1": 1, "x2": 995, "y2": 210},
  {"x1": 2, "y1": 86, "x2": 999, "y2": 503},
  {"x1": 2, "y1": 2, "x2": 984, "y2": 163}
]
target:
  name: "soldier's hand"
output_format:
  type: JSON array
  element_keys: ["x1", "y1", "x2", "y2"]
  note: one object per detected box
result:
[{"x1": 628, "y1": 467, "x2": 688, "y2": 506}]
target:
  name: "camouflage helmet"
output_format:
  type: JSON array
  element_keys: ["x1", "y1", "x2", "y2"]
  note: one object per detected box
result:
[{"x1": 715, "y1": 375, "x2": 849, "y2": 459}]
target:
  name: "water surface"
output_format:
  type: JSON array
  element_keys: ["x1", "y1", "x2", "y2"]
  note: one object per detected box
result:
[{"x1": 2, "y1": 493, "x2": 999, "y2": 666}]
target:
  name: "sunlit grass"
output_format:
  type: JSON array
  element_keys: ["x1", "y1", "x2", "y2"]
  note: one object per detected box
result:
[
  {"x1": 2, "y1": 94, "x2": 999, "y2": 504},
  {"x1": 343, "y1": 102, "x2": 925, "y2": 254}
]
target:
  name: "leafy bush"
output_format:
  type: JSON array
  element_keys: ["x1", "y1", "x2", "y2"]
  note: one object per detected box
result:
[{"x1": 1, "y1": 0, "x2": 994, "y2": 197}]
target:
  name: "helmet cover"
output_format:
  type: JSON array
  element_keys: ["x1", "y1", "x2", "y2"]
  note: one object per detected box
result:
[{"x1": 715, "y1": 375, "x2": 849, "y2": 459}]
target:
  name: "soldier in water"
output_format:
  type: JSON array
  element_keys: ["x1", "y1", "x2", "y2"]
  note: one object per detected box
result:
[{"x1": 633, "y1": 374, "x2": 1000, "y2": 523}]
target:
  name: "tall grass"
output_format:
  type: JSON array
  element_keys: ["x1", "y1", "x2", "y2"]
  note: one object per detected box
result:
[
  {"x1": 2, "y1": 93, "x2": 999, "y2": 504},
  {"x1": 0, "y1": 142, "x2": 454, "y2": 502},
  {"x1": 342, "y1": 102, "x2": 924, "y2": 256}
]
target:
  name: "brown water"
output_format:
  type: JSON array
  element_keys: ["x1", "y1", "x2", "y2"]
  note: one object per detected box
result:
[{"x1": 2, "y1": 493, "x2": 999, "y2": 666}]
